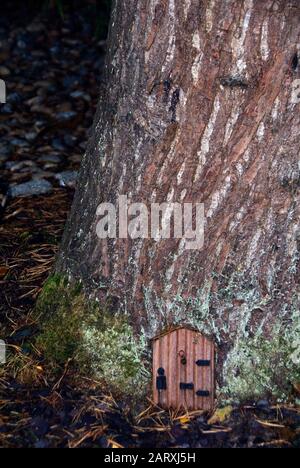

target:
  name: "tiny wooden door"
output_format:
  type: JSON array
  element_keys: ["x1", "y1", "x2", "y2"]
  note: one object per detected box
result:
[{"x1": 152, "y1": 328, "x2": 214, "y2": 411}]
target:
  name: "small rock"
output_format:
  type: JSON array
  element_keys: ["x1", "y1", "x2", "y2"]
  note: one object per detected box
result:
[
  {"x1": 7, "y1": 92, "x2": 23, "y2": 104},
  {"x1": 69, "y1": 154, "x2": 82, "y2": 163},
  {"x1": 10, "y1": 138, "x2": 29, "y2": 148},
  {"x1": 0, "y1": 154, "x2": 8, "y2": 163},
  {"x1": 17, "y1": 40, "x2": 27, "y2": 50},
  {"x1": 52, "y1": 138, "x2": 66, "y2": 152},
  {"x1": 44, "y1": 163, "x2": 58, "y2": 170},
  {"x1": 8, "y1": 179, "x2": 53, "y2": 198},
  {"x1": 55, "y1": 171, "x2": 78, "y2": 188},
  {"x1": 31, "y1": 417, "x2": 49, "y2": 437},
  {"x1": 7, "y1": 160, "x2": 36, "y2": 172},
  {"x1": 56, "y1": 110, "x2": 77, "y2": 121},
  {"x1": 256, "y1": 399, "x2": 270, "y2": 409},
  {"x1": 32, "y1": 171, "x2": 55, "y2": 180},
  {"x1": 176, "y1": 443, "x2": 190, "y2": 449},
  {"x1": 0, "y1": 66, "x2": 10, "y2": 76},
  {"x1": 63, "y1": 75, "x2": 81, "y2": 89},
  {"x1": 0, "y1": 104, "x2": 13, "y2": 114},
  {"x1": 11, "y1": 173, "x2": 31, "y2": 183},
  {"x1": 5, "y1": 161, "x2": 17, "y2": 170},
  {"x1": 38, "y1": 155, "x2": 61, "y2": 164},
  {"x1": 27, "y1": 22, "x2": 44, "y2": 33},
  {"x1": 64, "y1": 134, "x2": 77, "y2": 147},
  {"x1": 70, "y1": 90, "x2": 91, "y2": 101},
  {"x1": 34, "y1": 439, "x2": 49, "y2": 449},
  {"x1": 25, "y1": 132, "x2": 38, "y2": 142},
  {"x1": 0, "y1": 144, "x2": 11, "y2": 156}
]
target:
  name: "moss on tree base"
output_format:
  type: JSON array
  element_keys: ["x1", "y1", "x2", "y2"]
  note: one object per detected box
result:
[{"x1": 35, "y1": 275, "x2": 150, "y2": 400}]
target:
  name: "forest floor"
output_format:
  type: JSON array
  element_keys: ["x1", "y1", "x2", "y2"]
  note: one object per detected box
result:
[{"x1": 0, "y1": 2, "x2": 300, "y2": 449}]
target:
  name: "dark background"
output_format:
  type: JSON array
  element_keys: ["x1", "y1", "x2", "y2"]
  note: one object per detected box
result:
[{"x1": 1, "y1": 1, "x2": 112, "y2": 39}]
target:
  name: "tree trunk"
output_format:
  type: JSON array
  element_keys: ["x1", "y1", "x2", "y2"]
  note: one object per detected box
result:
[{"x1": 57, "y1": 0, "x2": 300, "y2": 401}]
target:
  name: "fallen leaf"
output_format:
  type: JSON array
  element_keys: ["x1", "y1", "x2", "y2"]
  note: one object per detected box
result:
[
  {"x1": 179, "y1": 416, "x2": 190, "y2": 425},
  {"x1": 0, "y1": 266, "x2": 9, "y2": 279},
  {"x1": 293, "y1": 382, "x2": 300, "y2": 395},
  {"x1": 108, "y1": 439, "x2": 124, "y2": 449},
  {"x1": 208, "y1": 406, "x2": 233, "y2": 425}
]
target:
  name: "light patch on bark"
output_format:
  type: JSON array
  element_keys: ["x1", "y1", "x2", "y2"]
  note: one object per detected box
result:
[
  {"x1": 260, "y1": 18, "x2": 269, "y2": 61},
  {"x1": 243, "y1": 148, "x2": 251, "y2": 163},
  {"x1": 177, "y1": 89, "x2": 188, "y2": 122},
  {"x1": 191, "y1": 32, "x2": 203, "y2": 84},
  {"x1": 145, "y1": 50, "x2": 150, "y2": 64},
  {"x1": 147, "y1": 92, "x2": 156, "y2": 111},
  {"x1": 194, "y1": 95, "x2": 220, "y2": 181},
  {"x1": 167, "y1": 186, "x2": 175, "y2": 202},
  {"x1": 287, "y1": 223, "x2": 300, "y2": 275},
  {"x1": 134, "y1": 137, "x2": 143, "y2": 162},
  {"x1": 165, "y1": 262, "x2": 175, "y2": 289},
  {"x1": 231, "y1": 0, "x2": 253, "y2": 74},
  {"x1": 271, "y1": 96, "x2": 280, "y2": 121},
  {"x1": 135, "y1": 173, "x2": 142, "y2": 193},
  {"x1": 157, "y1": 128, "x2": 181, "y2": 184},
  {"x1": 192, "y1": 31, "x2": 201, "y2": 50},
  {"x1": 236, "y1": 162, "x2": 244, "y2": 177},
  {"x1": 256, "y1": 122, "x2": 265, "y2": 142},
  {"x1": 224, "y1": 105, "x2": 240, "y2": 145},
  {"x1": 266, "y1": 258, "x2": 276, "y2": 292},
  {"x1": 229, "y1": 207, "x2": 246, "y2": 231},
  {"x1": 207, "y1": 175, "x2": 232, "y2": 219},
  {"x1": 98, "y1": 129, "x2": 108, "y2": 168},
  {"x1": 246, "y1": 228, "x2": 262, "y2": 268},
  {"x1": 151, "y1": 189, "x2": 157, "y2": 203},
  {"x1": 131, "y1": 241, "x2": 143, "y2": 298},
  {"x1": 177, "y1": 161, "x2": 186, "y2": 185},
  {"x1": 180, "y1": 189, "x2": 187, "y2": 201},
  {"x1": 162, "y1": 0, "x2": 176, "y2": 73},
  {"x1": 184, "y1": 0, "x2": 191, "y2": 19},
  {"x1": 118, "y1": 158, "x2": 127, "y2": 192},
  {"x1": 206, "y1": 0, "x2": 215, "y2": 33},
  {"x1": 291, "y1": 79, "x2": 300, "y2": 104},
  {"x1": 149, "y1": 0, "x2": 159, "y2": 17}
]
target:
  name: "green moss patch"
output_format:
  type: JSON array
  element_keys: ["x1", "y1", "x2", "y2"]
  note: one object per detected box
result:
[{"x1": 35, "y1": 275, "x2": 150, "y2": 399}]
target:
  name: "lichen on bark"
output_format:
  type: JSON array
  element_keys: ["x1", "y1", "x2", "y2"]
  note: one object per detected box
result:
[
  {"x1": 143, "y1": 281, "x2": 300, "y2": 403},
  {"x1": 222, "y1": 306, "x2": 300, "y2": 402}
]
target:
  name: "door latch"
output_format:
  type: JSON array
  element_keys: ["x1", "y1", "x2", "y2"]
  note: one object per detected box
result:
[
  {"x1": 196, "y1": 390, "x2": 210, "y2": 397},
  {"x1": 180, "y1": 382, "x2": 194, "y2": 390},
  {"x1": 156, "y1": 368, "x2": 167, "y2": 391},
  {"x1": 196, "y1": 360, "x2": 210, "y2": 367}
]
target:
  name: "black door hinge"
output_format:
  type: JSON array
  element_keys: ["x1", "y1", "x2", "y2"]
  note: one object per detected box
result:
[
  {"x1": 180, "y1": 382, "x2": 194, "y2": 390},
  {"x1": 156, "y1": 368, "x2": 167, "y2": 390},
  {"x1": 196, "y1": 390, "x2": 210, "y2": 397},
  {"x1": 196, "y1": 360, "x2": 210, "y2": 367}
]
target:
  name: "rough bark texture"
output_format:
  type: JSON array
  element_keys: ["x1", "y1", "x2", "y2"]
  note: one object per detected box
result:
[{"x1": 57, "y1": 0, "x2": 300, "y2": 400}]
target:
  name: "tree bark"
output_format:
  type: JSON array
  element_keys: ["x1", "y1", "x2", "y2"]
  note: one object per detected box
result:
[{"x1": 57, "y1": 0, "x2": 300, "y2": 400}]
